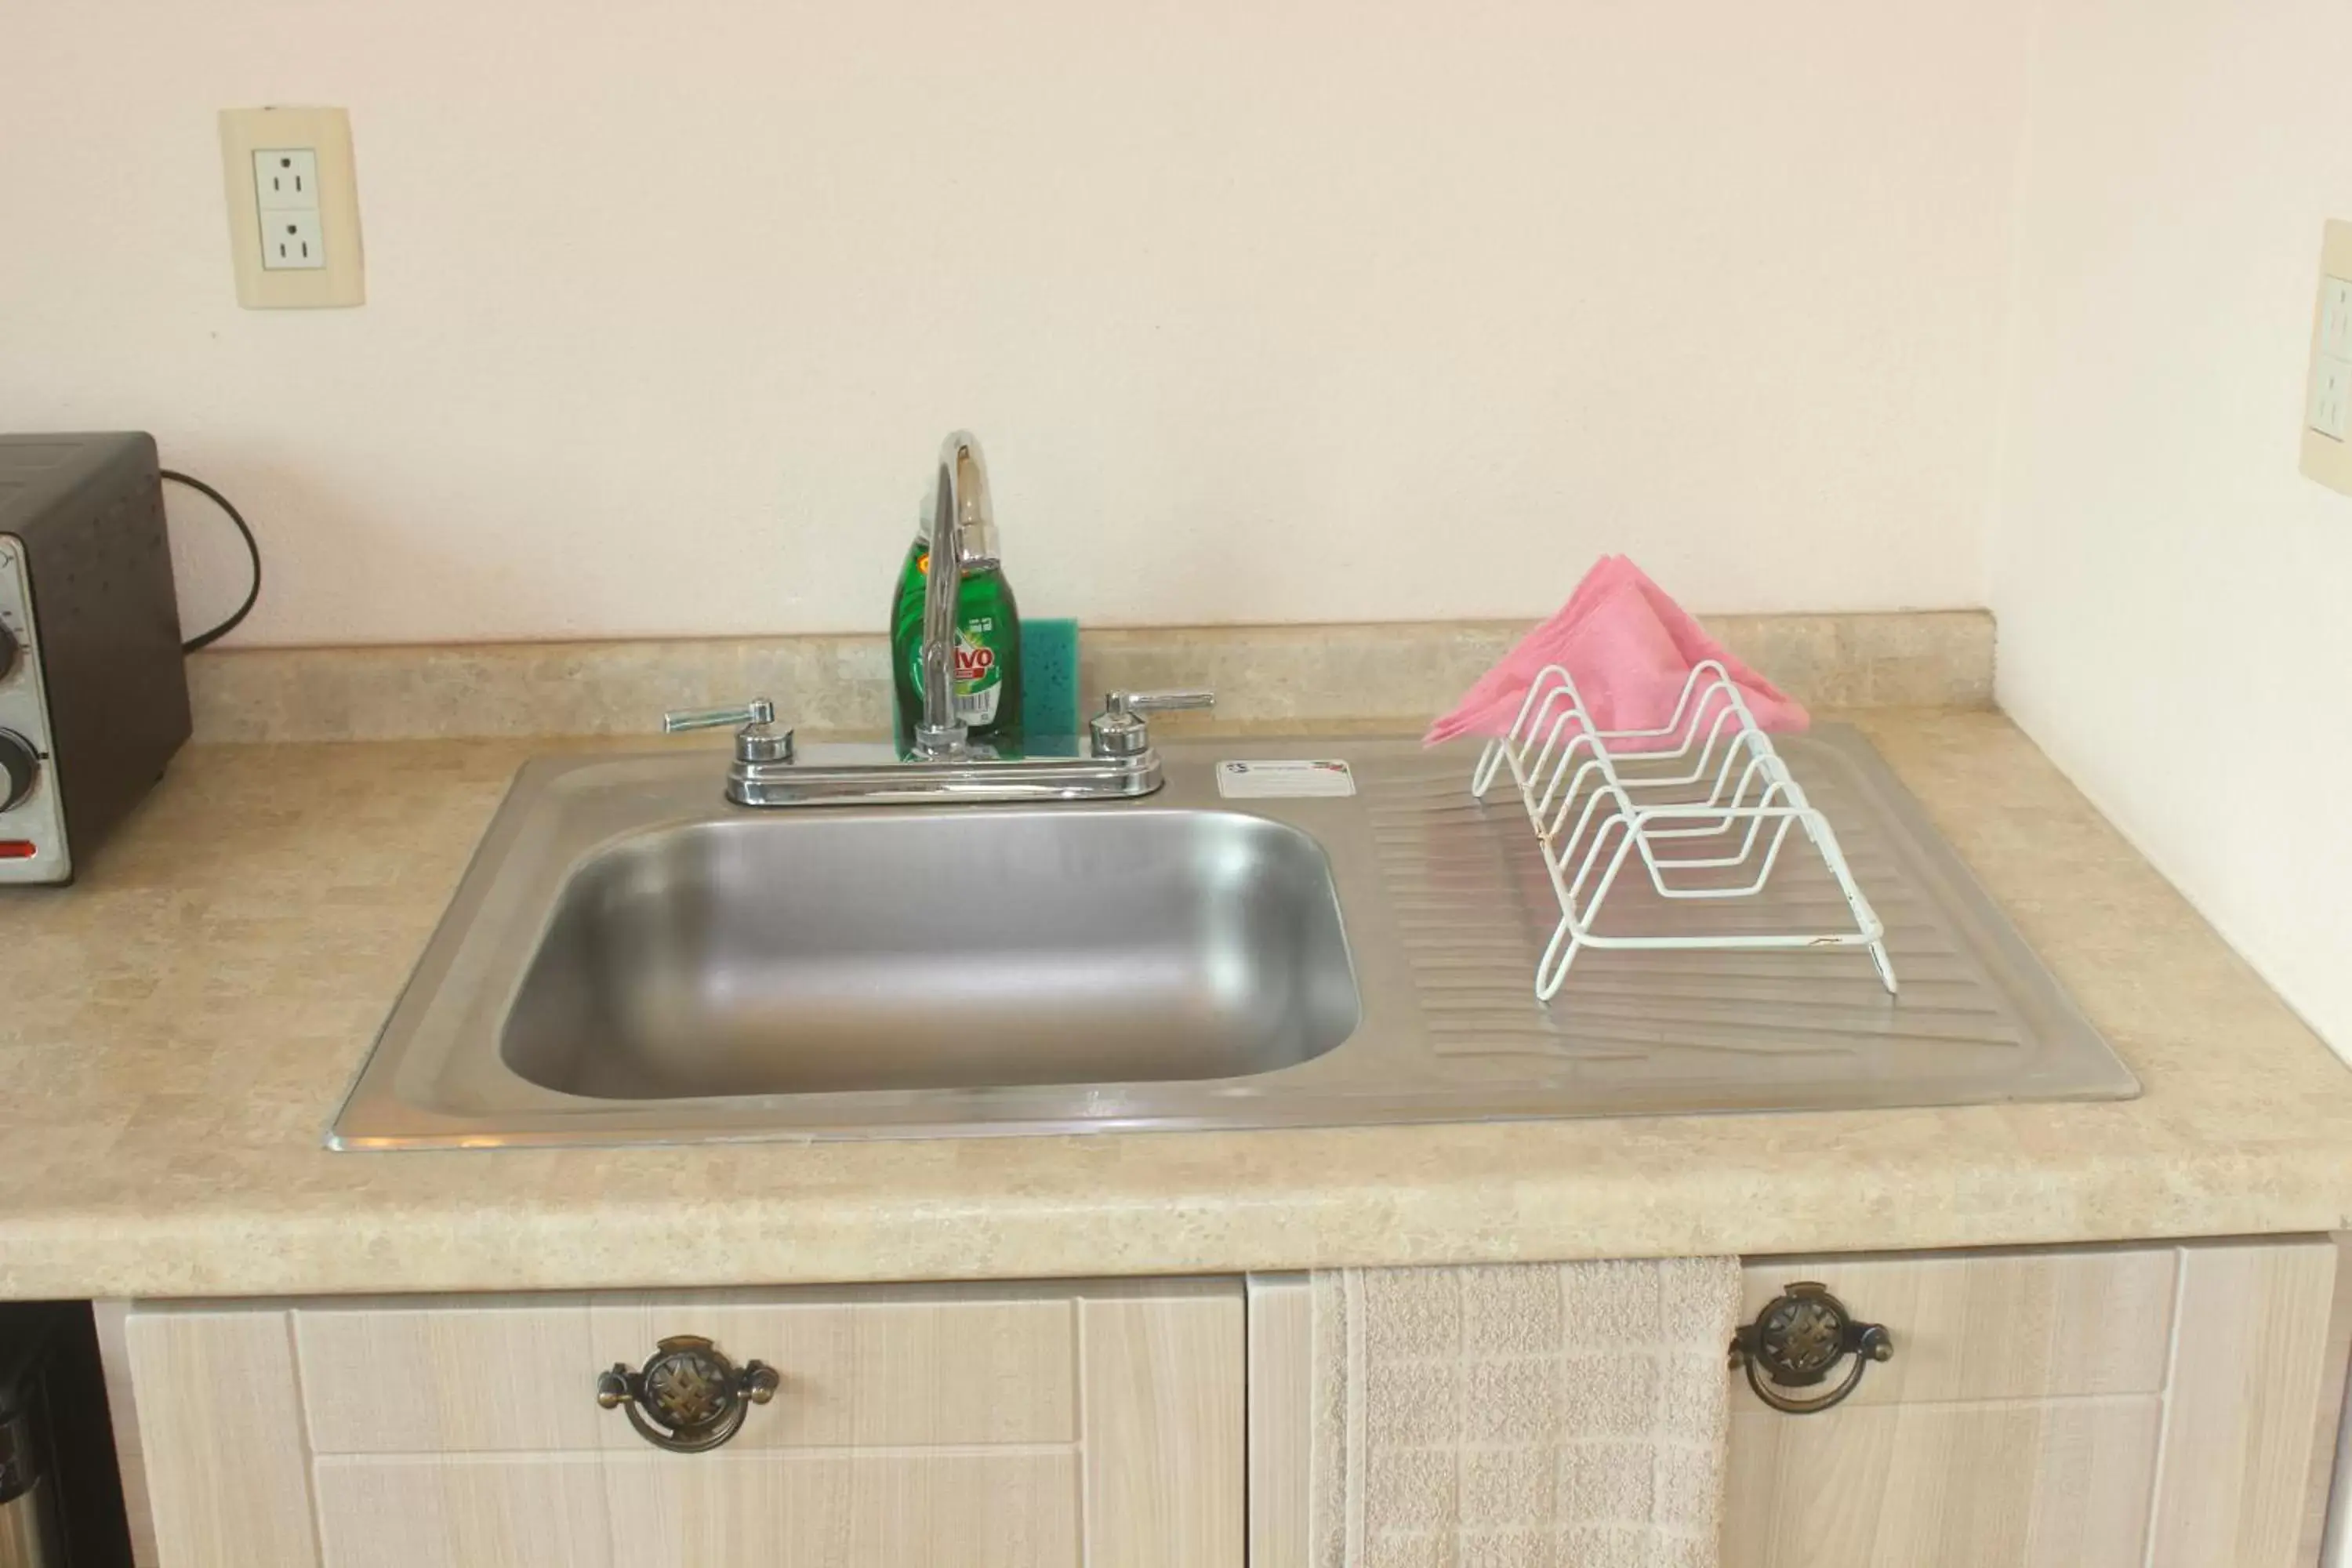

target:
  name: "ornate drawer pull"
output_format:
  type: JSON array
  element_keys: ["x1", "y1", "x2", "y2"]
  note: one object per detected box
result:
[
  {"x1": 596, "y1": 1334, "x2": 779, "y2": 1452},
  {"x1": 1730, "y1": 1282, "x2": 1893, "y2": 1415}
]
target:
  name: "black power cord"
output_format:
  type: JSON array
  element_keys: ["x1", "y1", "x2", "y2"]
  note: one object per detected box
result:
[{"x1": 160, "y1": 468, "x2": 262, "y2": 652}]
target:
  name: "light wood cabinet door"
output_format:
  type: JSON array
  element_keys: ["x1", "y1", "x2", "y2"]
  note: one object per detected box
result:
[
  {"x1": 124, "y1": 1279, "x2": 1243, "y2": 1568},
  {"x1": 1721, "y1": 1238, "x2": 2341, "y2": 1568},
  {"x1": 1243, "y1": 1240, "x2": 2344, "y2": 1568}
]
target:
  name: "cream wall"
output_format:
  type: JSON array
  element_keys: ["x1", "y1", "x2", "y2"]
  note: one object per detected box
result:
[
  {"x1": 1990, "y1": 0, "x2": 2352, "y2": 1051},
  {"x1": 0, "y1": 0, "x2": 2026, "y2": 644}
]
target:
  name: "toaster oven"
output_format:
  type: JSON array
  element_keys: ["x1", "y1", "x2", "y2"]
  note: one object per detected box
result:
[{"x1": 0, "y1": 434, "x2": 193, "y2": 884}]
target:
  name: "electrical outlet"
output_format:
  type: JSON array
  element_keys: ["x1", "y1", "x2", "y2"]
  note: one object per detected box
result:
[
  {"x1": 261, "y1": 210, "x2": 325, "y2": 270},
  {"x1": 2310, "y1": 355, "x2": 2352, "y2": 442},
  {"x1": 251, "y1": 146, "x2": 325, "y2": 270},
  {"x1": 252, "y1": 148, "x2": 319, "y2": 212},
  {"x1": 2321, "y1": 277, "x2": 2352, "y2": 360},
  {"x1": 220, "y1": 107, "x2": 363, "y2": 308},
  {"x1": 2302, "y1": 224, "x2": 2352, "y2": 495}
]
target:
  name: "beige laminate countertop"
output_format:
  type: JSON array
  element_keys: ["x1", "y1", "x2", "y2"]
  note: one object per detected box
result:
[{"x1": 3, "y1": 709, "x2": 2348, "y2": 1301}]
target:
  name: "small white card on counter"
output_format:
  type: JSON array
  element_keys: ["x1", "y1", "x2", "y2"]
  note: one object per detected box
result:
[{"x1": 1214, "y1": 759, "x2": 1357, "y2": 799}]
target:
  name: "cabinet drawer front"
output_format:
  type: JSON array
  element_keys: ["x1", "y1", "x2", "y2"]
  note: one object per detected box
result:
[
  {"x1": 311, "y1": 1450, "x2": 1080, "y2": 1568},
  {"x1": 1734, "y1": 1247, "x2": 2176, "y2": 1408},
  {"x1": 298, "y1": 1291, "x2": 1076, "y2": 1455}
]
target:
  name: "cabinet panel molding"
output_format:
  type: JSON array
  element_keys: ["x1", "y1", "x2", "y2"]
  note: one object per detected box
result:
[
  {"x1": 299, "y1": 1299, "x2": 601, "y2": 1455},
  {"x1": 1724, "y1": 1397, "x2": 2161, "y2": 1567},
  {"x1": 294, "y1": 1289, "x2": 1079, "y2": 1455},
  {"x1": 125, "y1": 1307, "x2": 321, "y2": 1568},
  {"x1": 588, "y1": 1294, "x2": 1077, "y2": 1451},
  {"x1": 1733, "y1": 1246, "x2": 2178, "y2": 1408},
  {"x1": 1081, "y1": 1283, "x2": 1245, "y2": 1568},
  {"x1": 314, "y1": 1454, "x2": 612, "y2": 1568},
  {"x1": 92, "y1": 1300, "x2": 160, "y2": 1568},
  {"x1": 1245, "y1": 1276, "x2": 1312, "y2": 1568},
  {"x1": 603, "y1": 1450, "x2": 1079, "y2": 1568},
  {"x1": 313, "y1": 1450, "x2": 1076, "y2": 1568},
  {"x1": 2147, "y1": 1239, "x2": 2338, "y2": 1568}
]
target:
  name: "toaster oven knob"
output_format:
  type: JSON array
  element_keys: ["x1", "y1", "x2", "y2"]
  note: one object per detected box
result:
[{"x1": 0, "y1": 731, "x2": 38, "y2": 811}]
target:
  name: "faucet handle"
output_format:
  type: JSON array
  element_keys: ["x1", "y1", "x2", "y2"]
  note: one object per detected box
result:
[
  {"x1": 1090, "y1": 689, "x2": 1215, "y2": 758},
  {"x1": 663, "y1": 699, "x2": 774, "y2": 733},
  {"x1": 662, "y1": 699, "x2": 795, "y2": 764},
  {"x1": 1112, "y1": 689, "x2": 1215, "y2": 715}
]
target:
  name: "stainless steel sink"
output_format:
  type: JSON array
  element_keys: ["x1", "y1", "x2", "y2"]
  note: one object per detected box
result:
[
  {"x1": 499, "y1": 811, "x2": 1359, "y2": 1099},
  {"x1": 332, "y1": 730, "x2": 2137, "y2": 1148}
]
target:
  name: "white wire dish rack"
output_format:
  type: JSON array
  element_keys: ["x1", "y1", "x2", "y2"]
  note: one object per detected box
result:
[{"x1": 1468, "y1": 660, "x2": 1897, "y2": 1001}]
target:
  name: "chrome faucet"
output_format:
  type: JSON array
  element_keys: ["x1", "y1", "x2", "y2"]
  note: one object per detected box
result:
[
  {"x1": 661, "y1": 430, "x2": 1213, "y2": 808},
  {"x1": 912, "y1": 430, "x2": 992, "y2": 760}
]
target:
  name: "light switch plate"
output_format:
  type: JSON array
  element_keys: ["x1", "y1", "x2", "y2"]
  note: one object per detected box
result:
[
  {"x1": 2299, "y1": 220, "x2": 2352, "y2": 496},
  {"x1": 219, "y1": 107, "x2": 364, "y2": 308}
]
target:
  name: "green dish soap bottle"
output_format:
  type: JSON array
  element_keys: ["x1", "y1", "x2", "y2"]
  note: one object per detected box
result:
[{"x1": 890, "y1": 434, "x2": 1023, "y2": 752}]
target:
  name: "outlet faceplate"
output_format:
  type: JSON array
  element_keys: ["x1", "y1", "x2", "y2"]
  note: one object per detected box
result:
[
  {"x1": 220, "y1": 107, "x2": 364, "y2": 307},
  {"x1": 2300, "y1": 221, "x2": 2352, "y2": 496}
]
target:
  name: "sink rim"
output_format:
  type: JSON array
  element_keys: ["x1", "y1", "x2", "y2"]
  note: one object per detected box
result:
[{"x1": 330, "y1": 730, "x2": 2139, "y2": 1150}]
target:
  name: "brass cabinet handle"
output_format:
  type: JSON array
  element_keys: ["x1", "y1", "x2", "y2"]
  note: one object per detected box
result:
[
  {"x1": 1729, "y1": 1282, "x2": 1893, "y2": 1415},
  {"x1": 595, "y1": 1334, "x2": 779, "y2": 1453}
]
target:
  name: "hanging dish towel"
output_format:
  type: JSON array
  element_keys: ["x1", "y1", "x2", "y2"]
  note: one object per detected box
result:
[
  {"x1": 1312, "y1": 1258, "x2": 1744, "y2": 1568},
  {"x1": 1424, "y1": 555, "x2": 1806, "y2": 750}
]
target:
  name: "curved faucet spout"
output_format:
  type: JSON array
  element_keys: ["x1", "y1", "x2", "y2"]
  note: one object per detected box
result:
[{"x1": 916, "y1": 430, "x2": 991, "y2": 758}]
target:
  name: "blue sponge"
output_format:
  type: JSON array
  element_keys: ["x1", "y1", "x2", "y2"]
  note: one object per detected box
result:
[{"x1": 1021, "y1": 618, "x2": 1080, "y2": 744}]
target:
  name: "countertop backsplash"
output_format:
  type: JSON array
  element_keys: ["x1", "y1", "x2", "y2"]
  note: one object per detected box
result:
[{"x1": 185, "y1": 611, "x2": 1993, "y2": 746}]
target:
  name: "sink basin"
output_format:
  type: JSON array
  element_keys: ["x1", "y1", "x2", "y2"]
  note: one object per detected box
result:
[
  {"x1": 332, "y1": 731, "x2": 2136, "y2": 1148},
  {"x1": 500, "y1": 811, "x2": 1359, "y2": 1099}
]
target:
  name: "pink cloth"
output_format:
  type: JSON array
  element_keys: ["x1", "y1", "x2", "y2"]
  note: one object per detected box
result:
[{"x1": 1423, "y1": 556, "x2": 1808, "y2": 748}]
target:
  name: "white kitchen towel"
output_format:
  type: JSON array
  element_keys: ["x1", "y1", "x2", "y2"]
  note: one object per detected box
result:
[{"x1": 1311, "y1": 1258, "x2": 1744, "y2": 1568}]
